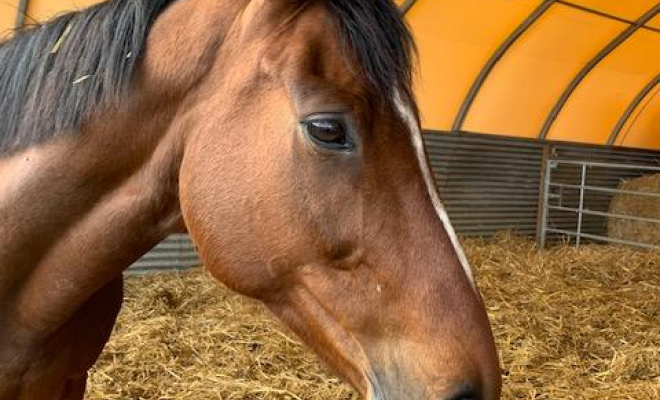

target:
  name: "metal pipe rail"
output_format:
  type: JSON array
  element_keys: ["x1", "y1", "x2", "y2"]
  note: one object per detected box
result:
[
  {"x1": 546, "y1": 228, "x2": 660, "y2": 250},
  {"x1": 548, "y1": 205, "x2": 660, "y2": 224},
  {"x1": 550, "y1": 159, "x2": 660, "y2": 171},
  {"x1": 549, "y1": 182, "x2": 660, "y2": 198}
]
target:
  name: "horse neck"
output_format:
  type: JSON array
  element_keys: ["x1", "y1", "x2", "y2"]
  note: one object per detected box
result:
[
  {"x1": 79, "y1": 0, "x2": 250, "y2": 228},
  {"x1": 98, "y1": 0, "x2": 250, "y2": 194},
  {"x1": 0, "y1": 0, "x2": 247, "y2": 278}
]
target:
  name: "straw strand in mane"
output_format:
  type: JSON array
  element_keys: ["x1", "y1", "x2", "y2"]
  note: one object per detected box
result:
[{"x1": 0, "y1": 0, "x2": 174, "y2": 156}]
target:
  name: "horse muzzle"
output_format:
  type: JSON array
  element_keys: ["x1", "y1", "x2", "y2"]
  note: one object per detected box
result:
[{"x1": 364, "y1": 356, "x2": 500, "y2": 400}]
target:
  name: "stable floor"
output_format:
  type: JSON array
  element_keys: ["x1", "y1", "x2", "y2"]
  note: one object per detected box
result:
[{"x1": 88, "y1": 234, "x2": 659, "y2": 400}]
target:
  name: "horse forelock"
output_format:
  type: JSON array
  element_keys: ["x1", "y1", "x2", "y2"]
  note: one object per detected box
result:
[{"x1": 325, "y1": 0, "x2": 418, "y2": 114}]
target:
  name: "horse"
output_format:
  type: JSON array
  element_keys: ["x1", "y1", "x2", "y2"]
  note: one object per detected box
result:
[{"x1": 0, "y1": 0, "x2": 501, "y2": 399}]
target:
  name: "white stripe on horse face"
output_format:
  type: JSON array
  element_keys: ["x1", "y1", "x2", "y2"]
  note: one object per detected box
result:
[{"x1": 393, "y1": 92, "x2": 476, "y2": 289}]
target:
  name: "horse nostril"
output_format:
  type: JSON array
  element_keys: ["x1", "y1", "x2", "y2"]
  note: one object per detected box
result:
[{"x1": 447, "y1": 386, "x2": 481, "y2": 400}]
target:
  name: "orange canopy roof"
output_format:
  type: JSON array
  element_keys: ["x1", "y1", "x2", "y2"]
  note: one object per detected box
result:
[{"x1": 400, "y1": 0, "x2": 660, "y2": 151}]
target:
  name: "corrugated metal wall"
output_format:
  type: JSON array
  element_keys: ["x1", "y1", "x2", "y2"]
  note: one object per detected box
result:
[
  {"x1": 424, "y1": 132, "x2": 544, "y2": 237},
  {"x1": 127, "y1": 234, "x2": 200, "y2": 274}
]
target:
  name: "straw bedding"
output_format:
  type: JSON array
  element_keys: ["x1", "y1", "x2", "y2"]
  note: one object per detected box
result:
[
  {"x1": 609, "y1": 174, "x2": 660, "y2": 245},
  {"x1": 87, "y1": 234, "x2": 659, "y2": 400}
]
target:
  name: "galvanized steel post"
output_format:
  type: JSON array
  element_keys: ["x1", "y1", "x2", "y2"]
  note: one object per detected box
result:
[
  {"x1": 575, "y1": 164, "x2": 587, "y2": 248},
  {"x1": 539, "y1": 158, "x2": 553, "y2": 248}
]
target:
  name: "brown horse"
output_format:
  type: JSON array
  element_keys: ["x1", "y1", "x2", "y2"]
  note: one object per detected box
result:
[{"x1": 0, "y1": 0, "x2": 501, "y2": 399}]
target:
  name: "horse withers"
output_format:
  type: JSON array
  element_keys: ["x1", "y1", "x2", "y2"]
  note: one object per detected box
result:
[{"x1": 0, "y1": 0, "x2": 501, "y2": 399}]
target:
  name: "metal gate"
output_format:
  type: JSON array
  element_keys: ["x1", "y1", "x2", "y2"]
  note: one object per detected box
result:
[{"x1": 539, "y1": 159, "x2": 660, "y2": 249}]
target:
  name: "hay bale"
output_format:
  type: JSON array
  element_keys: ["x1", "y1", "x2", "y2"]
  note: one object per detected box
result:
[
  {"x1": 609, "y1": 174, "x2": 660, "y2": 245},
  {"x1": 88, "y1": 233, "x2": 660, "y2": 399}
]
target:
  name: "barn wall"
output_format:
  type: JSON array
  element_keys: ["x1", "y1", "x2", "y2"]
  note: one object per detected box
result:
[
  {"x1": 128, "y1": 234, "x2": 200, "y2": 274},
  {"x1": 424, "y1": 132, "x2": 545, "y2": 237}
]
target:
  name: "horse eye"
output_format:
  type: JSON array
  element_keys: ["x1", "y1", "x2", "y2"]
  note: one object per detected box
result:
[{"x1": 302, "y1": 117, "x2": 351, "y2": 150}]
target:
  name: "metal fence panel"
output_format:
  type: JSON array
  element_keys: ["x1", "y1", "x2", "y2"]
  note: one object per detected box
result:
[
  {"x1": 540, "y1": 159, "x2": 660, "y2": 249},
  {"x1": 544, "y1": 145, "x2": 660, "y2": 241}
]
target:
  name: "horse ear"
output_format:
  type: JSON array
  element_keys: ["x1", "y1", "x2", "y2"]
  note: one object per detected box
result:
[
  {"x1": 239, "y1": 0, "x2": 307, "y2": 37},
  {"x1": 255, "y1": 0, "x2": 326, "y2": 94}
]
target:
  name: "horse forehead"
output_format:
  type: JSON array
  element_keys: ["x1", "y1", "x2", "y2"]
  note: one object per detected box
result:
[{"x1": 263, "y1": 17, "x2": 365, "y2": 99}]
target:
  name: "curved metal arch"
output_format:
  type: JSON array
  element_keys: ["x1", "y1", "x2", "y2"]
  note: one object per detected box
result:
[
  {"x1": 557, "y1": 0, "x2": 660, "y2": 33},
  {"x1": 452, "y1": 0, "x2": 558, "y2": 133},
  {"x1": 607, "y1": 74, "x2": 660, "y2": 146},
  {"x1": 400, "y1": 0, "x2": 420, "y2": 15},
  {"x1": 15, "y1": 0, "x2": 29, "y2": 29},
  {"x1": 538, "y1": 4, "x2": 660, "y2": 140}
]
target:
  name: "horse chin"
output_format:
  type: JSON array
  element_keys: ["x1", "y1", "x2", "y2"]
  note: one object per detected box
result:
[{"x1": 365, "y1": 371, "x2": 386, "y2": 400}]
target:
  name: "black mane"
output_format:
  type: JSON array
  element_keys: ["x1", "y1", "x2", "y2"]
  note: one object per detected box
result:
[
  {"x1": 0, "y1": 0, "x2": 174, "y2": 155},
  {"x1": 0, "y1": 0, "x2": 415, "y2": 156}
]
